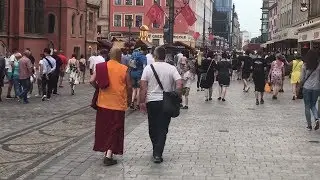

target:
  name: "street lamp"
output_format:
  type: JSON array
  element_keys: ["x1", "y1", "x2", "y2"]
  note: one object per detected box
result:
[
  {"x1": 300, "y1": 0, "x2": 308, "y2": 12},
  {"x1": 128, "y1": 16, "x2": 133, "y2": 43}
]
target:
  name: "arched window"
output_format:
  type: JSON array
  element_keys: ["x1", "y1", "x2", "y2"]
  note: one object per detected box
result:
[
  {"x1": 48, "y1": 14, "x2": 55, "y2": 33},
  {"x1": 0, "y1": 0, "x2": 5, "y2": 32},
  {"x1": 25, "y1": 0, "x2": 44, "y2": 33},
  {"x1": 79, "y1": 14, "x2": 83, "y2": 35},
  {"x1": 71, "y1": 14, "x2": 76, "y2": 34}
]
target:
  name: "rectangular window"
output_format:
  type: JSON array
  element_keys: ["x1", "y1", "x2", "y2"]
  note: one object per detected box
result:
[
  {"x1": 153, "y1": 23, "x2": 160, "y2": 28},
  {"x1": 125, "y1": 0, "x2": 132, "y2": 5},
  {"x1": 135, "y1": 15, "x2": 143, "y2": 28},
  {"x1": 115, "y1": 0, "x2": 121, "y2": 5},
  {"x1": 24, "y1": 0, "x2": 44, "y2": 34},
  {"x1": 136, "y1": 0, "x2": 143, "y2": 6},
  {"x1": 97, "y1": 25, "x2": 102, "y2": 34},
  {"x1": 124, "y1": 15, "x2": 133, "y2": 27},
  {"x1": 310, "y1": 0, "x2": 320, "y2": 17},
  {"x1": 0, "y1": 0, "x2": 5, "y2": 32},
  {"x1": 89, "y1": 12, "x2": 94, "y2": 30},
  {"x1": 114, "y1": 14, "x2": 122, "y2": 27},
  {"x1": 152, "y1": 39, "x2": 160, "y2": 46},
  {"x1": 154, "y1": 0, "x2": 160, "y2": 5}
]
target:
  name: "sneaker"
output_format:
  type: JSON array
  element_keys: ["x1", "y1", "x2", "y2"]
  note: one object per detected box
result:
[
  {"x1": 153, "y1": 156, "x2": 163, "y2": 164},
  {"x1": 217, "y1": 97, "x2": 222, "y2": 101},
  {"x1": 256, "y1": 99, "x2": 259, "y2": 105},
  {"x1": 205, "y1": 99, "x2": 209, "y2": 102},
  {"x1": 41, "y1": 95, "x2": 47, "y2": 101},
  {"x1": 260, "y1": 99, "x2": 264, "y2": 104},
  {"x1": 292, "y1": 96, "x2": 296, "y2": 100},
  {"x1": 103, "y1": 157, "x2": 118, "y2": 166},
  {"x1": 314, "y1": 120, "x2": 319, "y2": 131},
  {"x1": 181, "y1": 106, "x2": 189, "y2": 109},
  {"x1": 245, "y1": 87, "x2": 250, "y2": 92},
  {"x1": 222, "y1": 98, "x2": 226, "y2": 102},
  {"x1": 6, "y1": 95, "x2": 13, "y2": 99},
  {"x1": 307, "y1": 126, "x2": 312, "y2": 131},
  {"x1": 197, "y1": 89, "x2": 200, "y2": 92},
  {"x1": 27, "y1": 95, "x2": 31, "y2": 99},
  {"x1": 272, "y1": 95, "x2": 277, "y2": 100},
  {"x1": 130, "y1": 103, "x2": 135, "y2": 110},
  {"x1": 35, "y1": 94, "x2": 39, "y2": 97},
  {"x1": 279, "y1": 89, "x2": 284, "y2": 92},
  {"x1": 209, "y1": 98, "x2": 212, "y2": 101}
]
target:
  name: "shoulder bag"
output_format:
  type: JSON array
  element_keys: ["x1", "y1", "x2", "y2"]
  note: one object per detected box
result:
[
  {"x1": 150, "y1": 64, "x2": 181, "y2": 118},
  {"x1": 297, "y1": 68, "x2": 316, "y2": 99},
  {"x1": 200, "y1": 59, "x2": 215, "y2": 88}
]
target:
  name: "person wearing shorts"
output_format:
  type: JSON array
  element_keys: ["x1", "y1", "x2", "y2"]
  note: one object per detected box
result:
[{"x1": 129, "y1": 47, "x2": 147, "y2": 110}]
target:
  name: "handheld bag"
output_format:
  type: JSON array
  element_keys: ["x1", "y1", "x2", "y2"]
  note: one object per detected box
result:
[{"x1": 150, "y1": 64, "x2": 181, "y2": 118}]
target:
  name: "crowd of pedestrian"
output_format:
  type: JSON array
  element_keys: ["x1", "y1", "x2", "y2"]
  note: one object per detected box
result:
[{"x1": 1, "y1": 43, "x2": 319, "y2": 168}]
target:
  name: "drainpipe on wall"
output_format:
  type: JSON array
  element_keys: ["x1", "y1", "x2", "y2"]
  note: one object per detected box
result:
[
  {"x1": 85, "y1": 0, "x2": 88, "y2": 59},
  {"x1": 59, "y1": 0, "x2": 62, "y2": 51},
  {"x1": 7, "y1": 0, "x2": 11, "y2": 51}
]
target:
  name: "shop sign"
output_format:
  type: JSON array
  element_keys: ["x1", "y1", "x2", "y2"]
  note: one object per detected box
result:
[
  {"x1": 298, "y1": 27, "x2": 320, "y2": 42},
  {"x1": 149, "y1": 34, "x2": 189, "y2": 41}
]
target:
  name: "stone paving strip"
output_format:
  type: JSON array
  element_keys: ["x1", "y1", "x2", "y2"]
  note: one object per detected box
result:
[{"x1": 27, "y1": 82, "x2": 320, "y2": 180}]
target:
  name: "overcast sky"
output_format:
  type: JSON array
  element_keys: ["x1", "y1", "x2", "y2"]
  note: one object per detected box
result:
[{"x1": 233, "y1": 0, "x2": 262, "y2": 38}]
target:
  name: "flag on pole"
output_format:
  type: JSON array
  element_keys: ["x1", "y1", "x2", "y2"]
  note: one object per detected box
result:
[
  {"x1": 146, "y1": 4, "x2": 164, "y2": 24},
  {"x1": 181, "y1": 5, "x2": 197, "y2": 26}
]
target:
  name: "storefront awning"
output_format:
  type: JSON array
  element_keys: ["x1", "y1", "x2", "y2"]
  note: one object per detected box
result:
[{"x1": 273, "y1": 28, "x2": 298, "y2": 42}]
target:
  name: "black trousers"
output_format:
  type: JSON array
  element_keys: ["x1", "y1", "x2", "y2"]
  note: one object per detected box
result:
[
  {"x1": 197, "y1": 73, "x2": 201, "y2": 89},
  {"x1": 52, "y1": 73, "x2": 60, "y2": 94},
  {"x1": 147, "y1": 101, "x2": 171, "y2": 157},
  {"x1": 42, "y1": 74, "x2": 54, "y2": 99}
]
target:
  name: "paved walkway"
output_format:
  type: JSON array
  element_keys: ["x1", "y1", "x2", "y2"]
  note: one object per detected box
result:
[{"x1": 1, "y1": 80, "x2": 320, "y2": 180}]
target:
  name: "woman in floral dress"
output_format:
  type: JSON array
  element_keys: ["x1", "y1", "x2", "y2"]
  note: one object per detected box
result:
[
  {"x1": 269, "y1": 54, "x2": 285, "y2": 100},
  {"x1": 66, "y1": 54, "x2": 79, "y2": 95}
]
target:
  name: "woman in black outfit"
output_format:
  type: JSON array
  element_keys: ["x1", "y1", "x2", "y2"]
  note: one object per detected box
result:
[
  {"x1": 200, "y1": 55, "x2": 216, "y2": 101},
  {"x1": 216, "y1": 52, "x2": 232, "y2": 101}
]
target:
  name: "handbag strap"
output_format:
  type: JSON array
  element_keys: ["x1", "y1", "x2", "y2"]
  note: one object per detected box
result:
[
  {"x1": 150, "y1": 64, "x2": 164, "y2": 91},
  {"x1": 205, "y1": 59, "x2": 214, "y2": 74},
  {"x1": 302, "y1": 68, "x2": 316, "y2": 86}
]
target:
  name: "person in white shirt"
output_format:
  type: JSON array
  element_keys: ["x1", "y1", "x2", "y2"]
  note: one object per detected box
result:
[
  {"x1": 5, "y1": 49, "x2": 18, "y2": 98},
  {"x1": 139, "y1": 46, "x2": 182, "y2": 164},
  {"x1": 40, "y1": 48, "x2": 56, "y2": 101},
  {"x1": 146, "y1": 47, "x2": 155, "y2": 65},
  {"x1": 181, "y1": 66, "x2": 195, "y2": 109},
  {"x1": 89, "y1": 52, "x2": 105, "y2": 75},
  {"x1": 88, "y1": 52, "x2": 97, "y2": 75}
]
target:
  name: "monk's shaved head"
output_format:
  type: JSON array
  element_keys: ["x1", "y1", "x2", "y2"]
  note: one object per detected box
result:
[{"x1": 110, "y1": 47, "x2": 122, "y2": 62}]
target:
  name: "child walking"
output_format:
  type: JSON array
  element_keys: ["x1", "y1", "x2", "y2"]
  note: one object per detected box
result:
[{"x1": 181, "y1": 65, "x2": 195, "y2": 109}]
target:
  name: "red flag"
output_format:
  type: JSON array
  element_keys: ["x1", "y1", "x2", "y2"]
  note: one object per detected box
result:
[
  {"x1": 146, "y1": 4, "x2": 164, "y2": 24},
  {"x1": 181, "y1": 5, "x2": 197, "y2": 26},
  {"x1": 193, "y1": 32, "x2": 200, "y2": 40}
]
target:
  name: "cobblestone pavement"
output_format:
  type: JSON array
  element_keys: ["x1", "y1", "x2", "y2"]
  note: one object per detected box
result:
[{"x1": 1, "y1": 80, "x2": 320, "y2": 180}]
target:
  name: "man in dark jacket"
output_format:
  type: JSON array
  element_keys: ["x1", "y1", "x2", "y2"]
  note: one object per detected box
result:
[{"x1": 52, "y1": 50, "x2": 63, "y2": 95}]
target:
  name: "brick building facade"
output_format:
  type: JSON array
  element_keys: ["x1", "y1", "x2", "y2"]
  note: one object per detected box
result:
[
  {"x1": 0, "y1": 0, "x2": 99, "y2": 61},
  {"x1": 109, "y1": 0, "x2": 195, "y2": 46}
]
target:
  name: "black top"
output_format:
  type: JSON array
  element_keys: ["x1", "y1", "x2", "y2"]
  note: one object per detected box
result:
[
  {"x1": 239, "y1": 55, "x2": 253, "y2": 72},
  {"x1": 200, "y1": 58, "x2": 216, "y2": 88},
  {"x1": 252, "y1": 58, "x2": 266, "y2": 76},
  {"x1": 52, "y1": 54, "x2": 62, "y2": 74},
  {"x1": 217, "y1": 60, "x2": 232, "y2": 76},
  {"x1": 28, "y1": 55, "x2": 36, "y2": 65}
]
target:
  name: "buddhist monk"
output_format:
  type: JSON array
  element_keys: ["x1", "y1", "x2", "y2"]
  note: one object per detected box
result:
[{"x1": 90, "y1": 47, "x2": 132, "y2": 166}]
